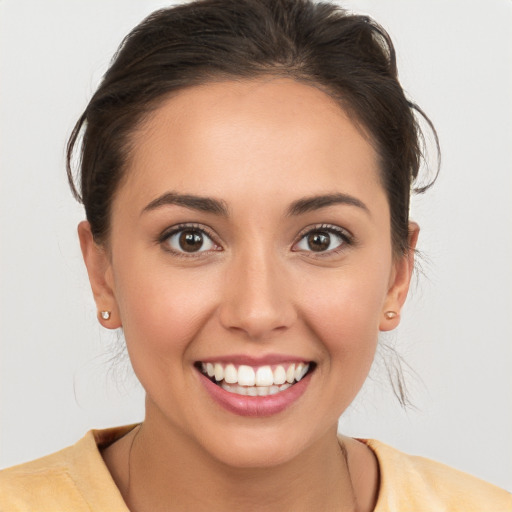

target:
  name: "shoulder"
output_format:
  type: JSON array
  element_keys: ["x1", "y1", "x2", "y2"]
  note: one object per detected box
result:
[
  {"x1": 363, "y1": 439, "x2": 512, "y2": 512},
  {"x1": 0, "y1": 439, "x2": 92, "y2": 511},
  {"x1": 0, "y1": 426, "x2": 134, "y2": 512}
]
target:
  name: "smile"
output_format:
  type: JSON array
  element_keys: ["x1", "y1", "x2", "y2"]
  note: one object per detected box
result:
[{"x1": 197, "y1": 361, "x2": 314, "y2": 397}]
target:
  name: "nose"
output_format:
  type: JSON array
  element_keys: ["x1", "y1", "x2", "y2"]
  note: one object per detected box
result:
[{"x1": 218, "y1": 248, "x2": 297, "y2": 340}]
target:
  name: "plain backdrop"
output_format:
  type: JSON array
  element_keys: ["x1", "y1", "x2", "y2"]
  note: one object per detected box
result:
[{"x1": 1, "y1": 0, "x2": 511, "y2": 491}]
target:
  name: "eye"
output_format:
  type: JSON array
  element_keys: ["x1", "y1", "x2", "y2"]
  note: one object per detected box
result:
[
  {"x1": 293, "y1": 225, "x2": 351, "y2": 254},
  {"x1": 162, "y1": 226, "x2": 219, "y2": 254}
]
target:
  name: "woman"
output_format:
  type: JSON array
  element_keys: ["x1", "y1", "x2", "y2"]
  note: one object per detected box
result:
[{"x1": 1, "y1": 0, "x2": 510, "y2": 510}]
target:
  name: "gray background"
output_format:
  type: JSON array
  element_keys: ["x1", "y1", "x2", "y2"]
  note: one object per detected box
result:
[{"x1": 1, "y1": 0, "x2": 511, "y2": 491}]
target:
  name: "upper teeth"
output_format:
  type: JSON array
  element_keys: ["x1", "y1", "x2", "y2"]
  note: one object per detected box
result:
[{"x1": 202, "y1": 362, "x2": 309, "y2": 387}]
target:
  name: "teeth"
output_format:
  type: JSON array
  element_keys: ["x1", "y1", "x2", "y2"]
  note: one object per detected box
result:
[
  {"x1": 247, "y1": 386, "x2": 258, "y2": 396},
  {"x1": 222, "y1": 382, "x2": 293, "y2": 396},
  {"x1": 214, "y1": 363, "x2": 224, "y2": 382},
  {"x1": 238, "y1": 365, "x2": 255, "y2": 386},
  {"x1": 201, "y1": 362, "x2": 311, "y2": 387},
  {"x1": 224, "y1": 364, "x2": 238, "y2": 384},
  {"x1": 273, "y1": 365, "x2": 286, "y2": 385},
  {"x1": 295, "y1": 363, "x2": 308, "y2": 382},
  {"x1": 286, "y1": 364, "x2": 296, "y2": 383},
  {"x1": 255, "y1": 366, "x2": 274, "y2": 386},
  {"x1": 257, "y1": 385, "x2": 269, "y2": 396}
]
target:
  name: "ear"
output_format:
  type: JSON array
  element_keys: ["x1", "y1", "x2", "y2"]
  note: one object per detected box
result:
[
  {"x1": 77, "y1": 221, "x2": 121, "y2": 329},
  {"x1": 379, "y1": 221, "x2": 420, "y2": 331}
]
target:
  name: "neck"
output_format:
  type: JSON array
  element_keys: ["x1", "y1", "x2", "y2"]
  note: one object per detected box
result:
[{"x1": 121, "y1": 415, "x2": 357, "y2": 512}]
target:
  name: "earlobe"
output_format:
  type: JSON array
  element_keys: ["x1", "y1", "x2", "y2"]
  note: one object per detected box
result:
[
  {"x1": 379, "y1": 222, "x2": 420, "y2": 332},
  {"x1": 77, "y1": 221, "x2": 121, "y2": 329}
]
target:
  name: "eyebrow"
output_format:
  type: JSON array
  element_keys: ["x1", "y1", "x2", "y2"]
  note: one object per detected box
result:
[
  {"x1": 141, "y1": 191, "x2": 369, "y2": 218},
  {"x1": 141, "y1": 192, "x2": 229, "y2": 216},
  {"x1": 287, "y1": 193, "x2": 370, "y2": 217}
]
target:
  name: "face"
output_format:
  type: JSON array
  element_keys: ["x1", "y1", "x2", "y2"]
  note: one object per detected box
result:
[{"x1": 80, "y1": 78, "x2": 415, "y2": 468}]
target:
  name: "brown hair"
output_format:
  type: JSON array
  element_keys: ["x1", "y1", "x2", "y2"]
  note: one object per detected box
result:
[{"x1": 67, "y1": 0, "x2": 438, "y2": 254}]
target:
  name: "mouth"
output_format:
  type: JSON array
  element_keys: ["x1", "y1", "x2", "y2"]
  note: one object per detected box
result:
[{"x1": 195, "y1": 360, "x2": 316, "y2": 397}]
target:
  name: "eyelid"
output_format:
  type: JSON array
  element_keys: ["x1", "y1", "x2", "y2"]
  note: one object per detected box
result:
[
  {"x1": 292, "y1": 223, "x2": 354, "y2": 254},
  {"x1": 295, "y1": 223, "x2": 353, "y2": 240},
  {"x1": 158, "y1": 223, "x2": 222, "y2": 256}
]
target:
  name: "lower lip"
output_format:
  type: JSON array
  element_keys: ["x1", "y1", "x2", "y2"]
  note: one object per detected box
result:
[{"x1": 198, "y1": 370, "x2": 312, "y2": 417}]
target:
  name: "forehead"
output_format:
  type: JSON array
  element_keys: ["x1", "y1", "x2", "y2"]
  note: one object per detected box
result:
[{"x1": 118, "y1": 78, "x2": 385, "y2": 214}]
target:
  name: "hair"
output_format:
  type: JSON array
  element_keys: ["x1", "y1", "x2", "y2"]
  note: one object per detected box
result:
[
  {"x1": 67, "y1": 0, "x2": 439, "y2": 254},
  {"x1": 67, "y1": 0, "x2": 439, "y2": 406}
]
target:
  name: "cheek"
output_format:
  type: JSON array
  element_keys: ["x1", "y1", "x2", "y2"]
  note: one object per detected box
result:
[
  {"x1": 112, "y1": 260, "x2": 221, "y2": 374},
  {"x1": 296, "y1": 259, "x2": 390, "y2": 385}
]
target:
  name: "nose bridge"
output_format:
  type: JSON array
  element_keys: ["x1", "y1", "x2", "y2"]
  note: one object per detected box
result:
[{"x1": 219, "y1": 243, "x2": 295, "y2": 339}]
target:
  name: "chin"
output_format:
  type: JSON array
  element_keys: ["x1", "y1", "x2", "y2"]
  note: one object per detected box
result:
[
  {"x1": 194, "y1": 418, "x2": 327, "y2": 470},
  {"x1": 207, "y1": 433, "x2": 305, "y2": 469}
]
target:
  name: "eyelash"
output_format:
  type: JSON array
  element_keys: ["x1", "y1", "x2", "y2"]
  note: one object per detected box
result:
[
  {"x1": 158, "y1": 223, "x2": 221, "y2": 258},
  {"x1": 157, "y1": 223, "x2": 354, "y2": 258},
  {"x1": 293, "y1": 224, "x2": 354, "y2": 257}
]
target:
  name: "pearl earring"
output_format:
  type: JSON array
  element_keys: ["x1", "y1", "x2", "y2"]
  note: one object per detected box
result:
[
  {"x1": 384, "y1": 311, "x2": 398, "y2": 320},
  {"x1": 100, "y1": 311, "x2": 111, "y2": 320}
]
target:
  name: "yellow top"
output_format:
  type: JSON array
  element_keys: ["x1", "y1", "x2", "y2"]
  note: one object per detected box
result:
[{"x1": 0, "y1": 426, "x2": 510, "y2": 511}]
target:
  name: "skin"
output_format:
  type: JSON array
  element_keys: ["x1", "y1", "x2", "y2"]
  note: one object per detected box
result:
[{"x1": 79, "y1": 78, "x2": 418, "y2": 511}]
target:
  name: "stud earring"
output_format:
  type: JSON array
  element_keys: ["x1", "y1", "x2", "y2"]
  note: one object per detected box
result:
[
  {"x1": 384, "y1": 311, "x2": 398, "y2": 320},
  {"x1": 100, "y1": 311, "x2": 111, "y2": 320}
]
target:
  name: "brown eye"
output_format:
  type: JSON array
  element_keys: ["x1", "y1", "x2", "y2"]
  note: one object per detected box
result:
[
  {"x1": 179, "y1": 230, "x2": 204, "y2": 252},
  {"x1": 165, "y1": 227, "x2": 217, "y2": 254},
  {"x1": 307, "y1": 232, "x2": 330, "y2": 252},
  {"x1": 294, "y1": 226, "x2": 349, "y2": 254}
]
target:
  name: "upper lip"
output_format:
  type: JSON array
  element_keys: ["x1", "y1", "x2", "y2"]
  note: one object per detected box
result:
[{"x1": 197, "y1": 354, "x2": 312, "y2": 366}]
